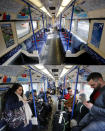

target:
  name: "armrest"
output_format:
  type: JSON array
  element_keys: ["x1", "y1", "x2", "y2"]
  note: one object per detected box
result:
[{"x1": 66, "y1": 49, "x2": 86, "y2": 57}]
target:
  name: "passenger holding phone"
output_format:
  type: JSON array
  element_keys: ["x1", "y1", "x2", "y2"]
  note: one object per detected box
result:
[{"x1": 79, "y1": 72, "x2": 105, "y2": 131}]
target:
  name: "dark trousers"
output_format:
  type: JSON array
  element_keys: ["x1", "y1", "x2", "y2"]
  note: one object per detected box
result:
[{"x1": 72, "y1": 126, "x2": 83, "y2": 131}]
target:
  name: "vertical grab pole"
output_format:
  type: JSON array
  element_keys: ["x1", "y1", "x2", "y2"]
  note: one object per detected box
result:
[
  {"x1": 42, "y1": 14, "x2": 45, "y2": 33},
  {"x1": 63, "y1": 75, "x2": 66, "y2": 98},
  {"x1": 42, "y1": 14, "x2": 44, "y2": 30},
  {"x1": 46, "y1": 15, "x2": 47, "y2": 29},
  {"x1": 28, "y1": 5, "x2": 37, "y2": 50},
  {"x1": 42, "y1": 14, "x2": 46, "y2": 41},
  {"x1": 47, "y1": 78, "x2": 49, "y2": 89},
  {"x1": 71, "y1": 67, "x2": 79, "y2": 119},
  {"x1": 60, "y1": 13, "x2": 62, "y2": 33},
  {"x1": 43, "y1": 76, "x2": 47, "y2": 102},
  {"x1": 67, "y1": 1, "x2": 76, "y2": 50},
  {"x1": 29, "y1": 69, "x2": 37, "y2": 118}
]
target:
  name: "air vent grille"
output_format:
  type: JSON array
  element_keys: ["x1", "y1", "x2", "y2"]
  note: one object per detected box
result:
[
  {"x1": 54, "y1": 74, "x2": 58, "y2": 76},
  {"x1": 52, "y1": 69, "x2": 58, "y2": 72},
  {"x1": 49, "y1": 7, "x2": 56, "y2": 10}
]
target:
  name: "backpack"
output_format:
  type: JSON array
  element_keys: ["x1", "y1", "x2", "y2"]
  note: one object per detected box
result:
[{"x1": 52, "y1": 111, "x2": 70, "y2": 131}]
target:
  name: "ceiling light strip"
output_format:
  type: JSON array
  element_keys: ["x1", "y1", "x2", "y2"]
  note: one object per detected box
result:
[
  {"x1": 34, "y1": 65, "x2": 54, "y2": 79},
  {"x1": 28, "y1": 0, "x2": 52, "y2": 17},
  {"x1": 56, "y1": 0, "x2": 77, "y2": 17},
  {"x1": 60, "y1": 65, "x2": 78, "y2": 78},
  {"x1": 62, "y1": 0, "x2": 76, "y2": 16},
  {"x1": 22, "y1": 0, "x2": 42, "y2": 13},
  {"x1": 57, "y1": 0, "x2": 72, "y2": 17}
]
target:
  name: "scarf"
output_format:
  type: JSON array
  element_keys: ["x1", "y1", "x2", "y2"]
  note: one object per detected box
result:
[{"x1": 15, "y1": 93, "x2": 32, "y2": 126}]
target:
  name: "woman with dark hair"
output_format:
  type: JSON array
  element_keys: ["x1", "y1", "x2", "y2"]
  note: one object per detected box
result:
[{"x1": 3, "y1": 83, "x2": 32, "y2": 131}]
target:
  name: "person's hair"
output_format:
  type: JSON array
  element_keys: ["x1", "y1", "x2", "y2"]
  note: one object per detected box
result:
[
  {"x1": 87, "y1": 72, "x2": 103, "y2": 82},
  {"x1": 5, "y1": 83, "x2": 23, "y2": 98},
  {"x1": 67, "y1": 87, "x2": 71, "y2": 91},
  {"x1": 46, "y1": 91, "x2": 50, "y2": 95},
  {"x1": 79, "y1": 93, "x2": 86, "y2": 102},
  {"x1": 33, "y1": 89, "x2": 36, "y2": 93},
  {"x1": 76, "y1": 89, "x2": 79, "y2": 94}
]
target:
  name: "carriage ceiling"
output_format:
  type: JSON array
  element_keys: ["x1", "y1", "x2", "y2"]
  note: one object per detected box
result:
[
  {"x1": 64, "y1": 0, "x2": 105, "y2": 19},
  {"x1": 40, "y1": 0, "x2": 61, "y2": 17},
  {"x1": 60, "y1": 65, "x2": 105, "y2": 83},
  {"x1": 0, "y1": 66, "x2": 105, "y2": 84},
  {"x1": 0, "y1": 0, "x2": 105, "y2": 20}
]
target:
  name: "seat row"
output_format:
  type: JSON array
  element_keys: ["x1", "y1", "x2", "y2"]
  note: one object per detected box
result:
[
  {"x1": 60, "y1": 28, "x2": 85, "y2": 54},
  {"x1": 0, "y1": 29, "x2": 47, "y2": 65}
]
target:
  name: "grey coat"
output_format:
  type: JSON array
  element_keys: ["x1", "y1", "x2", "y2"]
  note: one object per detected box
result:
[{"x1": 79, "y1": 86, "x2": 105, "y2": 127}]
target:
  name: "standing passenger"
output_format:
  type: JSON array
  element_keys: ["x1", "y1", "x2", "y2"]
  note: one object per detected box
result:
[
  {"x1": 64, "y1": 87, "x2": 77, "y2": 112},
  {"x1": 78, "y1": 72, "x2": 105, "y2": 131},
  {"x1": 3, "y1": 83, "x2": 32, "y2": 131},
  {"x1": 64, "y1": 87, "x2": 72, "y2": 100}
]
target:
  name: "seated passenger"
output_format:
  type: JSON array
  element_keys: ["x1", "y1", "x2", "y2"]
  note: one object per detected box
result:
[
  {"x1": 70, "y1": 93, "x2": 89, "y2": 128},
  {"x1": 29, "y1": 90, "x2": 38, "y2": 101},
  {"x1": 64, "y1": 87, "x2": 77, "y2": 112},
  {"x1": 46, "y1": 91, "x2": 53, "y2": 104},
  {"x1": 38, "y1": 88, "x2": 45, "y2": 100},
  {"x1": 64, "y1": 87, "x2": 72, "y2": 100}
]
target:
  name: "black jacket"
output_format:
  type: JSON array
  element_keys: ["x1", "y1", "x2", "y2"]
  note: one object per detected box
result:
[{"x1": 5, "y1": 93, "x2": 23, "y2": 111}]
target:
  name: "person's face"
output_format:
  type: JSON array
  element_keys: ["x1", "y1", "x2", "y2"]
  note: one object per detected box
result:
[
  {"x1": 88, "y1": 79, "x2": 101, "y2": 90},
  {"x1": 68, "y1": 89, "x2": 72, "y2": 95},
  {"x1": 34, "y1": 92, "x2": 37, "y2": 96},
  {"x1": 79, "y1": 96, "x2": 82, "y2": 100},
  {"x1": 15, "y1": 86, "x2": 23, "y2": 96}
]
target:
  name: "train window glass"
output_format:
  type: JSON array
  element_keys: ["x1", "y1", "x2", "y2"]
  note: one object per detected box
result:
[
  {"x1": 77, "y1": 20, "x2": 89, "y2": 41},
  {"x1": 22, "y1": 84, "x2": 29, "y2": 94},
  {"x1": 0, "y1": 95, "x2": 2, "y2": 116},
  {"x1": 83, "y1": 84, "x2": 93, "y2": 100},
  {"x1": 16, "y1": 21, "x2": 30, "y2": 39},
  {"x1": 62, "y1": 18, "x2": 65, "y2": 28},
  {"x1": 0, "y1": 94, "x2": 5, "y2": 117},
  {"x1": 33, "y1": 21, "x2": 37, "y2": 30},
  {"x1": 1, "y1": 24, "x2": 15, "y2": 48},
  {"x1": 39, "y1": 21, "x2": 43, "y2": 29},
  {"x1": 71, "y1": 20, "x2": 75, "y2": 32},
  {"x1": 22, "y1": 83, "x2": 40, "y2": 95}
]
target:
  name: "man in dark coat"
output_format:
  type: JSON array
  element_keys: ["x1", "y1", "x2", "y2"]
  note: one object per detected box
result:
[{"x1": 78, "y1": 72, "x2": 105, "y2": 131}]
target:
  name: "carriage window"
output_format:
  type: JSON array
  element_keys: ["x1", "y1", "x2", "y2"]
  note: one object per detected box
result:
[
  {"x1": 1, "y1": 24, "x2": 15, "y2": 48},
  {"x1": 83, "y1": 84, "x2": 93, "y2": 100},
  {"x1": 0, "y1": 95, "x2": 2, "y2": 117},
  {"x1": 62, "y1": 18, "x2": 65, "y2": 28},
  {"x1": 77, "y1": 20, "x2": 89, "y2": 41},
  {"x1": 71, "y1": 20, "x2": 75, "y2": 32},
  {"x1": 0, "y1": 94, "x2": 5, "y2": 117},
  {"x1": 16, "y1": 21, "x2": 30, "y2": 38},
  {"x1": 22, "y1": 83, "x2": 39, "y2": 95},
  {"x1": 33, "y1": 21, "x2": 37, "y2": 30},
  {"x1": 22, "y1": 84, "x2": 30, "y2": 94}
]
